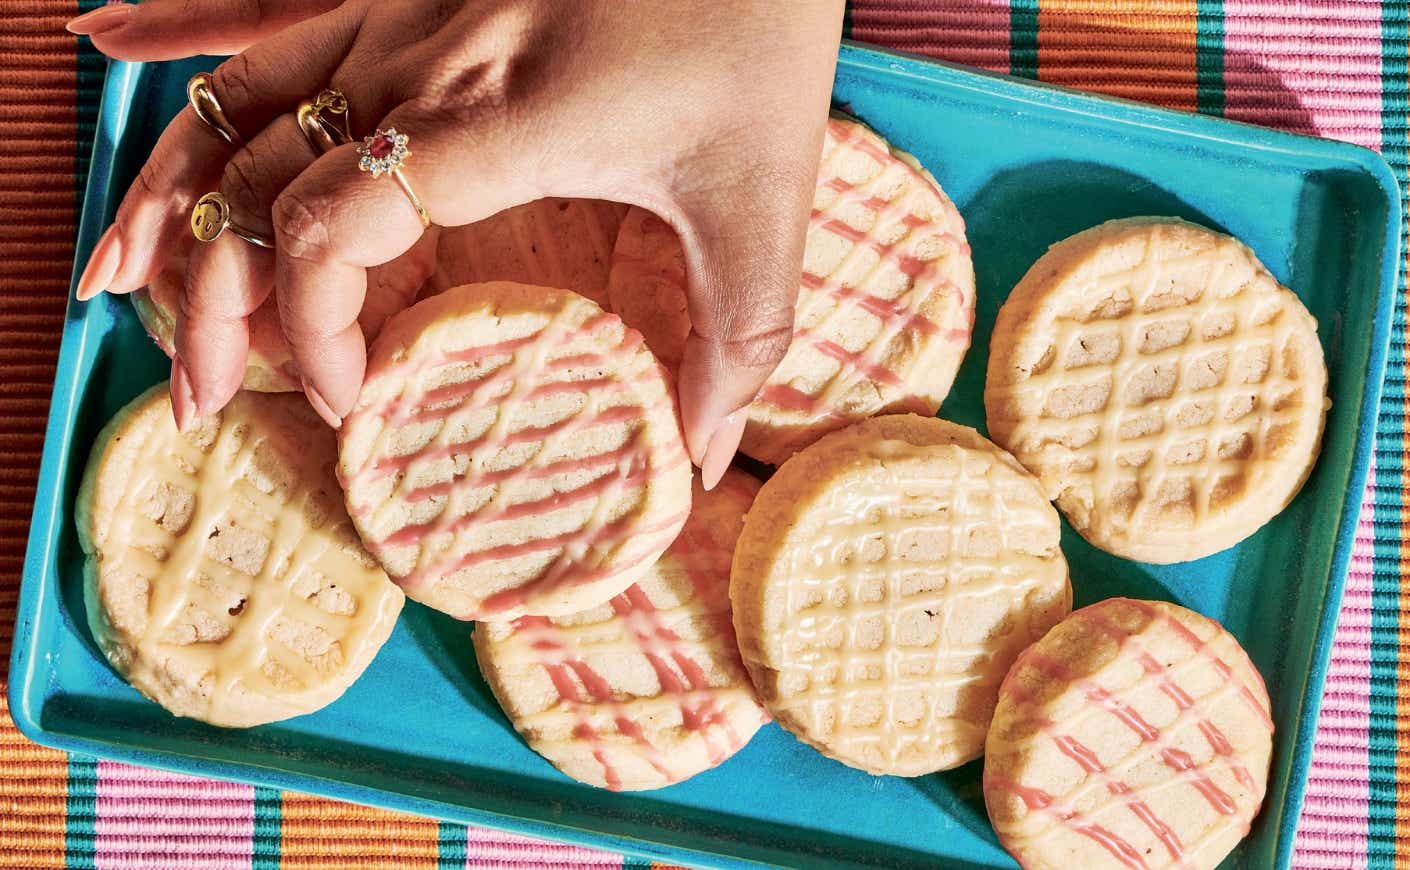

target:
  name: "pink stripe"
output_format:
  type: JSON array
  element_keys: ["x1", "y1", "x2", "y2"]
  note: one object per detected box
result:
[
  {"x1": 848, "y1": 0, "x2": 1010, "y2": 74},
  {"x1": 94, "y1": 762, "x2": 254, "y2": 870},
  {"x1": 1292, "y1": 461, "x2": 1373, "y2": 869},
  {"x1": 464, "y1": 826, "x2": 624, "y2": 868},
  {"x1": 1222, "y1": 4, "x2": 1383, "y2": 148}
]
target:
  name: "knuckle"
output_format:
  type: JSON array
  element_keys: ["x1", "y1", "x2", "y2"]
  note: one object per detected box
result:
[
  {"x1": 220, "y1": 152, "x2": 267, "y2": 218},
  {"x1": 271, "y1": 188, "x2": 333, "y2": 263},
  {"x1": 211, "y1": 52, "x2": 261, "y2": 115}
]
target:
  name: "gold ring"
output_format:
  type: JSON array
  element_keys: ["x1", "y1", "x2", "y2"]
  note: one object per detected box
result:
[
  {"x1": 297, "y1": 89, "x2": 353, "y2": 154},
  {"x1": 186, "y1": 73, "x2": 241, "y2": 146},
  {"x1": 356, "y1": 128, "x2": 431, "y2": 228},
  {"x1": 191, "y1": 192, "x2": 273, "y2": 249}
]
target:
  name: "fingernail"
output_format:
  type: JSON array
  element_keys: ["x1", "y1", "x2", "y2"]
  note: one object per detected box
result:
[
  {"x1": 700, "y1": 411, "x2": 747, "y2": 491},
  {"x1": 171, "y1": 359, "x2": 196, "y2": 433},
  {"x1": 76, "y1": 226, "x2": 122, "y2": 301},
  {"x1": 301, "y1": 378, "x2": 343, "y2": 429},
  {"x1": 66, "y1": 3, "x2": 134, "y2": 36}
]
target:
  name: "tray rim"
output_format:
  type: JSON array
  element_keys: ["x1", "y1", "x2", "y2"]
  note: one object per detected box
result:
[{"x1": 10, "y1": 40, "x2": 1401, "y2": 870}]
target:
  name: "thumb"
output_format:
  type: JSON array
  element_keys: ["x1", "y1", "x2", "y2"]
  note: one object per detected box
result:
[
  {"x1": 671, "y1": 165, "x2": 815, "y2": 488},
  {"x1": 68, "y1": 0, "x2": 342, "y2": 61}
]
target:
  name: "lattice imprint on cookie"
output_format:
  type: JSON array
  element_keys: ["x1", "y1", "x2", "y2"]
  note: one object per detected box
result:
[
  {"x1": 77, "y1": 386, "x2": 406, "y2": 728},
  {"x1": 338, "y1": 281, "x2": 693, "y2": 622},
  {"x1": 605, "y1": 117, "x2": 976, "y2": 466},
  {"x1": 983, "y1": 598, "x2": 1273, "y2": 870},
  {"x1": 473, "y1": 468, "x2": 768, "y2": 791},
  {"x1": 730, "y1": 415, "x2": 1071, "y2": 777},
  {"x1": 984, "y1": 217, "x2": 1328, "y2": 564}
]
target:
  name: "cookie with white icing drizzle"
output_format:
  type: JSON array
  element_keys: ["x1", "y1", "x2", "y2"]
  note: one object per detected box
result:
[
  {"x1": 339, "y1": 281, "x2": 692, "y2": 621},
  {"x1": 985, "y1": 217, "x2": 1328, "y2": 563},
  {"x1": 731, "y1": 414, "x2": 1070, "y2": 776},
  {"x1": 984, "y1": 598, "x2": 1273, "y2": 870},
  {"x1": 474, "y1": 468, "x2": 769, "y2": 791},
  {"x1": 606, "y1": 117, "x2": 975, "y2": 464},
  {"x1": 78, "y1": 386, "x2": 405, "y2": 728}
]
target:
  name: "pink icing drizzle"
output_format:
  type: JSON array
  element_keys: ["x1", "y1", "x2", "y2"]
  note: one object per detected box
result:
[
  {"x1": 508, "y1": 485, "x2": 763, "y2": 789},
  {"x1": 344, "y1": 306, "x2": 687, "y2": 617}
]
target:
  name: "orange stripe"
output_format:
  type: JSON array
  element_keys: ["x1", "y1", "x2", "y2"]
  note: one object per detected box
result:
[
  {"x1": 279, "y1": 794, "x2": 441, "y2": 868},
  {"x1": 1038, "y1": 0, "x2": 1201, "y2": 112}
]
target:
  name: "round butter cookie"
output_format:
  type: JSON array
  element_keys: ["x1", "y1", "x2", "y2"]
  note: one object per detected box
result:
[
  {"x1": 429, "y1": 198, "x2": 628, "y2": 309},
  {"x1": 731, "y1": 414, "x2": 1070, "y2": 775},
  {"x1": 985, "y1": 217, "x2": 1328, "y2": 563},
  {"x1": 606, "y1": 117, "x2": 975, "y2": 464},
  {"x1": 132, "y1": 233, "x2": 439, "y2": 392},
  {"x1": 474, "y1": 468, "x2": 769, "y2": 790},
  {"x1": 606, "y1": 206, "x2": 690, "y2": 370},
  {"x1": 984, "y1": 598, "x2": 1273, "y2": 870},
  {"x1": 339, "y1": 281, "x2": 692, "y2": 621},
  {"x1": 77, "y1": 386, "x2": 405, "y2": 728}
]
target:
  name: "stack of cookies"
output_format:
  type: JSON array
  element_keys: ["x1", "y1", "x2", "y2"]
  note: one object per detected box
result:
[{"x1": 83, "y1": 113, "x2": 1326, "y2": 870}]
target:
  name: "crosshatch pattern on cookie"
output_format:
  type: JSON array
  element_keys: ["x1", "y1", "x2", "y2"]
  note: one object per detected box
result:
[
  {"x1": 339, "y1": 287, "x2": 691, "y2": 621},
  {"x1": 745, "y1": 118, "x2": 975, "y2": 459},
  {"x1": 985, "y1": 599, "x2": 1274, "y2": 870},
  {"x1": 477, "y1": 472, "x2": 767, "y2": 791},
  {"x1": 987, "y1": 221, "x2": 1326, "y2": 560},
  {"x1": 85, "y1": 392, "x2": 403, "y2": 727},
  {"x1": 764, "y1": 437, "x2": 1068, "y2": 775}
]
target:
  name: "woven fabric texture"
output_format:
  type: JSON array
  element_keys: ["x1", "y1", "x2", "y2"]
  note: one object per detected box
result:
[{"x1": 1, "y1": 0, "x2": 1405, "y2": 867}]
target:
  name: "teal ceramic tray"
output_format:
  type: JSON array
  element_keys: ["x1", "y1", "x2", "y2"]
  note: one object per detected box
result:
[{"x1": 12, "y1": 41, "x2": 1399, "y2": 869}]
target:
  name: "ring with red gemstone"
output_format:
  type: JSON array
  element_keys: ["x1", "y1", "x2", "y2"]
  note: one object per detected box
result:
[
  {"x1": 354, "y1": 127, "x2": 429, "y2": 227},
  {"x1": 356, "y1": 127, "x2": 409, "y2": 177}
]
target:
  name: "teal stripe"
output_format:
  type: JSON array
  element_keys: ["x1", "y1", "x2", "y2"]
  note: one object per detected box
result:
[
  {"x1": 251, "y1": 787, "x2": 282, "y2": 870},
  {"x1": 1010, "y1": 0, "x2": 1039, "y2": 80},
  {"x1": 1369, "y1": 2, "x2": 1409, "y2": 868},
  {"x1": 621, "y1": 857, "x2": 653, "y2": 869},
  {"x1": 1194, "y1": 0, "x2": 1225, "y2": 117},
  {"x1": 64, "y1": 757, "x2": 97, "y2": 869},
  {"x1": 437, "y1": 821, "x2": 467, "y2": 868}
]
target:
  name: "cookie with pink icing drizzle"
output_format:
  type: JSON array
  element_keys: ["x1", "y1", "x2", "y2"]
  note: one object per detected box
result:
[
  {"x1": 605, "y1": 117, "x2": 975, "y2": 464},
  {"x1": 338, "y1": 281, "x2": 692, "y2": 621},
  {"x1": 984, "y1": 597, "x2": 1273, "y2": 870},
  {"x1": 131, "y1": 232, "x2": 440, "y2": 393},
  {"x1": 473, "y1": 468, "x2": 768, "y2": 790}
]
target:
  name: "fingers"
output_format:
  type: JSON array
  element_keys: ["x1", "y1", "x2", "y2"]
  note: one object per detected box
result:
[
  {"x1": 271, "y1": 103, "x2": 532, "y2": 426},
  {"x1": 75, "y1": 7, "x2": 360, "y2": 302},
  {"x1": 176, "y1": 115, "x2": 321, "y2": 422},
  {"x1": 672, "y1": 167, "x2": 816, "y2": 488},
  {"x1": 69, "y1": 0, "x2": 343, "y2": 61}
]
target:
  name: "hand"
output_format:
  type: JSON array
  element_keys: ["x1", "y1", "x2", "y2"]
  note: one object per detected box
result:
[{"x1": 70, "y1": 0, "x2": 845, "y2": 489}]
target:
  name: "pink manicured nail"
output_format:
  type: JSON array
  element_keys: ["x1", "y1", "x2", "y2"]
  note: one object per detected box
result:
[
  {"x1": 301, "y1": 378, "x2": 343, "y2": 429},
  {"x1": 170, "y1": 359, "x2": 196, "y2": 432},
  {"x1": 66, "y1": 3, "x2": 134, "y2": 36},
  {"x1": 700, "y1": 411, "x2": 747, "y2": 491},
  {"x1": 76, "y1": 226, "x2": 122, "y2": 301}
]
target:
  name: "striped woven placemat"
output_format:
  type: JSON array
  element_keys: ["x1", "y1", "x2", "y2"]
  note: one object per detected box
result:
[{"x1": 1, "y1": 1, "x2": 1404, "y2": 867}]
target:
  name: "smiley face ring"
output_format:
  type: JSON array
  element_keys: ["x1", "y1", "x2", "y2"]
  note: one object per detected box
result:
[{"x1": 190, "y1": 191, "x2": 274, "y2": 249}]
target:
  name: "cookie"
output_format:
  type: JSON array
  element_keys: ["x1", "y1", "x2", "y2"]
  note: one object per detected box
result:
[
  {"x1": 77, "y1": 386, "x2": 405, "y2": 728},
  {"x1": 339, "y1": 281, "x2": 692, "y2": 621},
  {"x1": 984, "y1": 217, "x2": 1329, "y2": 563},
  {"x1": 430, "y1": 198, "x2": 628, "y2": 309},
  {"x1": 606, "y1": 206, "x2": 690, "y2": 370},
  {"x1": 984, "y1": 598, "x2": 1273, "y2": 870},
  {"x1": 605, "y1": 117, "x2": 975, "y2": 464},
  {"x1": 132, "y1": 234, "x2": 439, "y2": 392},
  {"x1": 474, "y1": 468, "x2": 769, "y2": 790},
  {"x1": 731, "y1": 414, "x2": 1070, "y2": 775}
]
